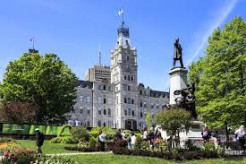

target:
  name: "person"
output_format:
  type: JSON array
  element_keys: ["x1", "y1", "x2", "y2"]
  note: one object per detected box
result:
[
  {"x1": 35, "y1": 128, "x2": 44, "y2": 155},
  {"x1": 99, "y1": 130, "x2": 106, "y2": 151},
  {"x1": 148, "y1": 127, "x2": 155, "y2": 148},
  {"x1": 201, "y1": 127, "x2": 211, "y2": 143},
  {"x1": 130, "y1": 132, "x2": 136, "y2": 149},
  {"x1": 114, "y1": 129, "x2": 122, "y2": 141},
  {"x1": 127, "y1": 134, "x2": 131, "y2": 149},
  {"x1": 173, "y1": 37, "x2": 184, "y2": 68},
  {"x1": 142, "y1": 128, "x2": 148, "y2": 141},
  {"x1": 235, "y1": 125, "x2": 245, "y2": 150}
]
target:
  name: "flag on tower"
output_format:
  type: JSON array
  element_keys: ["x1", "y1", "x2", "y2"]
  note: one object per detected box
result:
[{"x1": 118, "y1": 9, "x2": 123, "y2": 16}]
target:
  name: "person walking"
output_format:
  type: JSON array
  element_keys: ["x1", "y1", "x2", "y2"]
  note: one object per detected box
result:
[
  {"x1": 235, "y1": 125, "x2": 245, "y2": 150},
  {"x1": 142, "y1": 128, "x2": 148, "y2": 141},
  {"x1": 201, "y1": 127, "x2": 211, "y2": 143},
  {"x1": 130, "y1": 132, "x2": 136, "y2": 149},
  {"x1": 35, "y1": 128, "x2": 44, "y2": 155},
  {"x1": 99, "y1": 130, "x2": 106, "y2": 151}
]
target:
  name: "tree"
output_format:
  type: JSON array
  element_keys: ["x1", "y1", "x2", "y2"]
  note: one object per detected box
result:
[
  {"x1": 188, "y1": 16, "x2": 246, "y2": 140},
  {"x1": 0, "y1": 101, "x2": 37, "y2": 123},
  {"x1": 0, "y1": 53, "x2": 78, "y2": 124},
  {"x1": 156, "y1": 107, "x2": 191, "y2": 148},
  {"x1": 145, "y1": 109, "x2": 152, "y2": 130}
]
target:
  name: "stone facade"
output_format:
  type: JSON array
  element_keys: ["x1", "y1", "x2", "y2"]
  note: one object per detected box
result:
[{"x1": 68, "y1": 21, "x2": 169, "y2": 130}]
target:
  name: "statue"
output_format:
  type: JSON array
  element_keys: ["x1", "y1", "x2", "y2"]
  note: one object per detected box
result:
[
  {"x1": 174, "y1": 83, "x2": 197, "y2": 119},
  {"x1": 173, "y1": 38, "x2": 184, "y2": 68}
]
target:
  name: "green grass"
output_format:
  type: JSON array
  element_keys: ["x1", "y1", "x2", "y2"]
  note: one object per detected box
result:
[
  {"x1": 63, "y1": 154, "x2": 246, "y2": 164},
  {"x1": 16, "y1": 140, "x2": 246, "y2": 163},
  {"x1": 17, "y1": 140, "x2": 77, "y2": 154}
]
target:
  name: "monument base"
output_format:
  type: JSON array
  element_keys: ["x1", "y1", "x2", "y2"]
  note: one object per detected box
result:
[{"x1": 169, "y1": 67, "x2": 188, "y2": 105}]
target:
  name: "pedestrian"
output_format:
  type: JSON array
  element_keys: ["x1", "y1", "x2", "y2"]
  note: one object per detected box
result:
[
  {"x1": 201, "y1": 127, "x2": 211, "y2": 143},
  {"x1": 235, "y1": 125, "x2": 245, "y2": 150},
  {"x1": 114, "y1": 129, "x2": 122, "y2": 141},
  {"x1": 99, "y1": 130, "x2": 106, "y2": 151},
  {"x1": 130, "y1": 132, "x2": 136, "y2": 149},
  {"x1": 142, "y1": 128, "x2": 148, "y2": 141},
  {"x1": 148, "y1": 127, "x2": 155, "y2": 148},
  {"x1": 35, "y1": 128, "x2": 44, "y2": 155}
]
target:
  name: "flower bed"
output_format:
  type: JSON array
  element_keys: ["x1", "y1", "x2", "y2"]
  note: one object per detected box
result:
[{"x1": 112, "y1": 147, "x2": 219, "y2": 161}]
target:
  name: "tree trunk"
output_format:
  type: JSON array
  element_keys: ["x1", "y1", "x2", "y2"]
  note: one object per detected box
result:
[{"x1": 225, "y1": 122, "x2": 229, "y2": 142}]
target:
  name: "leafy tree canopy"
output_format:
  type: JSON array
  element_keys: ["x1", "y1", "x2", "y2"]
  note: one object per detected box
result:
[
  {"x1": 0, "y1": 53, "x2": 78, "y2": 124},
  {"x1": 188, "y1": 16, "x2": 246, "y2": 129}
]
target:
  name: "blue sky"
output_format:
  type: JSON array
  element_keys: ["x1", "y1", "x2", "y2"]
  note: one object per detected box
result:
[{"x1": 0, "y1": 0, "x2": 245, "y2": 91}]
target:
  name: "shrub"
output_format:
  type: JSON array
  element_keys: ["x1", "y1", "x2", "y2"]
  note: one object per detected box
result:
[
  {"x1": 50, "y1": 136, "x2": 78, "y2": 144},
  {"x1": 57, "y1": 124, "x2": 72, "y2": 136},
  {"x1": 70, "y1": 127, "x2": 90, "y2": 142},
  {"x1": 89, "y1": 131, "x2": 99, "y2": 138},
  {"x1": 2, "y1": 148, "x2": 36, "y2": 164},
  {"x1": 114, "y1": 139, "x2": 128, "y2": 148},
  {"x1": 89, "y1": 136, "x2": 97, "y2": 149},
  {"x1": 184, "y1": 139, "x2": 199, "y2": 151},
  {"x1": 141, "y1": 141, "x2": 150, "y2": 151},
  {"x1": 135, "y1": 136, "x2": 142, "y2": 150}
]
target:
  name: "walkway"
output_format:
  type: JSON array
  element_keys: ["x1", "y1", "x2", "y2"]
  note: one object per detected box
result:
[{"x1": 47, "y1": 151, "x2": 113, "y2": 156}]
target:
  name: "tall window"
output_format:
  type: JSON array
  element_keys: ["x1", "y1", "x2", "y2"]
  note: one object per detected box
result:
[
  {"x1": 103, "y1": 85, "x2": 106, "y2": 90},
  {"x1": 87, "y1": 107, "x2": 90, "y2": 115},
  {"x1": 98, "y1": 108, "x2": 102, "y2": 115},
  {"x1": 80, "y1": 107, "x2": 83, "y2": 114},
  {"x1": 103, "y1": 98, "x2": 107, "y2": 104},
  {"x1": 87, "y1": 96, "x2": 90, "y2": 103},
  {"x1": 104, "y1": 109, "x2": 107, "y2": 115},
  {"x1": 103, "y1": 122, "x2": 106, "y2": 127},
  {"x1": 98, "y1": 120, "x2": 101, "y2": 127},
  {"x1": 132, "y1": 99, "x2": 134, "y2": 104},
  {"x1": 98, "y1": 97, "x2": 102, "y2": 103},
  {"x1": 132, "y1": 110, "x2": 135, "y2": 116},
  {"x1": 128, "y1": 108, "x2": 131, "y2": 116},
  {"x1": 128, "y1": 86, "x2": 131, "y2": 91},
  {"x1": 124, "y1": 97, "x2": 127, "y2": 103},
  {"x1": 79, "y1": 96, "x2": 83, "y2": 102},
  {"x1": 140, "y1": 102, "x2": 143, "y2": 107},
  {"x1": 87, "y1": 121, "x2": 90, "y2": 127},
  {"x1": 108, "y1": 108, "x2": 111, "y2": 116},
  {"x1": 124, "y1": 109, "x2": 127, "y2": 116}
]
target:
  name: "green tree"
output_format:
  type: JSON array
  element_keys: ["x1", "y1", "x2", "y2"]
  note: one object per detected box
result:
[
  {"x1": 156, "y1": 107, "x2": 191, "y2": 148},
  {"x1": 0, "y1": 53, "x2": 78, "y2": 124},
  {"x1": 188, "y1": 16, "x2": 246, "y2": 140},
  {"x1": 145, "y1": 109, "x2": 152, "y2": 130}
]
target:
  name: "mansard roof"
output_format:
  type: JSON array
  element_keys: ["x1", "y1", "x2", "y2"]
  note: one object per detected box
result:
[{"x1": 150, "y1": 90, "x2": 169, "y2": 98}]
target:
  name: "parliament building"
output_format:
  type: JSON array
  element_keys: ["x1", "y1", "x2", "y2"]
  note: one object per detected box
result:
[{"x1": 68, "y1": 21, "x2": 169, "y2": 130}]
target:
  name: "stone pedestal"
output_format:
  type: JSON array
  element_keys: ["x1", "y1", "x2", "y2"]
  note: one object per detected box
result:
[{"x1": 169, "y1": 67, "x2": 188, "y2": 105}]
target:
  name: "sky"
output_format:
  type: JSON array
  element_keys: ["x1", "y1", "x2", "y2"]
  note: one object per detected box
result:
[{"x1": 0, "y1": 0, "x2": 245, "y2": 91}]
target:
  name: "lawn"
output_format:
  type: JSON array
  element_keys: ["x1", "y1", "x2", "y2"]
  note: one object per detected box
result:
[
  {"x1": 63, "y1": 154, "x2": 246, "y2": 164},
  {"x1": 16, "y1": 140, "x2": 246, "y2": 163},
  {"x1": 17, "y1": 140, "x2": 78, "y2": 154}
]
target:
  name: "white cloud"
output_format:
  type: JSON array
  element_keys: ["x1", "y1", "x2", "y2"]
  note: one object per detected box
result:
[{"x1": 186, "y1": 0, "x2": 239, "y2": 66}]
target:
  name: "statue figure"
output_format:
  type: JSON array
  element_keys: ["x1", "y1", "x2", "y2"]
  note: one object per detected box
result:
[
  {"x1": 173, "y1": 38, "x2": 184, "y2": 68},
  {"x1": 174, "y1": 83, "x2": 197, "y2": 119}
]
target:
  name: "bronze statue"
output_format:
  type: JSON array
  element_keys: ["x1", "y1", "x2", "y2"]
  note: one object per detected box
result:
[
  {"x1": 173, "y1": 38, "x2": 184, "y2": 68},
  {"x1": 174, "y1": 83, "x2": 197, "y2": 119}
]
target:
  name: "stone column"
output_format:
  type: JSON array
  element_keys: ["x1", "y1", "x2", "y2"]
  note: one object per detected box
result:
[{"x1": 169, "y1": 68, "x2": 188, "y2": 105}]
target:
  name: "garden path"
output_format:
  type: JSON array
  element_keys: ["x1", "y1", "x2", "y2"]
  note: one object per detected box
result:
[{"x1": 47, "y1": 151, "x2": 113, "y2": 156}]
